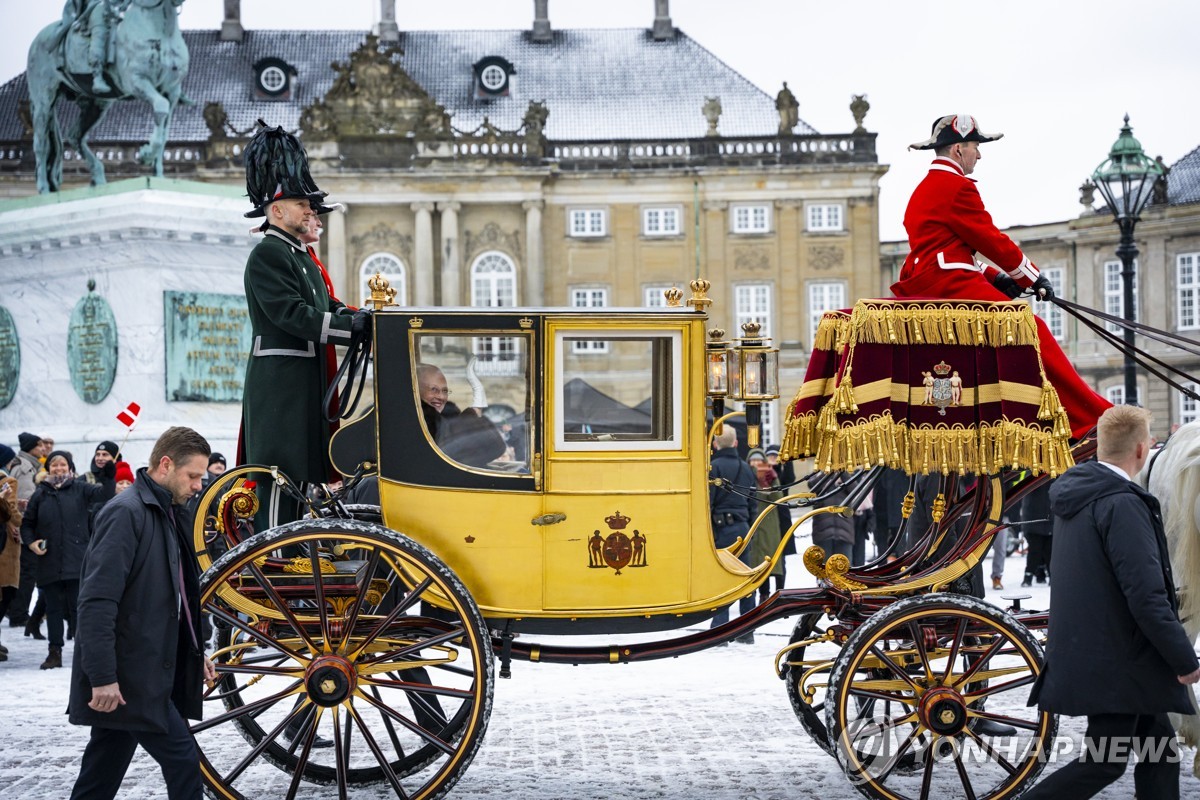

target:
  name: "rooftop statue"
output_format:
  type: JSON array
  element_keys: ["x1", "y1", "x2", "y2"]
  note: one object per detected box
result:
[{"x1": 27, "y1": 0, "x2": 190, "y2": 193}]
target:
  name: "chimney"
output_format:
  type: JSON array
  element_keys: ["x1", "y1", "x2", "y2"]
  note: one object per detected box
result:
[
  {"x1": 376, "y1": 0, "x2": 400, "y2": 44},
  {"x1": 220, "y1": 0, "x2": 243, "y2": 43},
  {"x1": 532, "y1": 0, "x2": 552, "y2": 42},
  {"x1": 651, "y1": 0, "x2": 674, "y2": 41}
]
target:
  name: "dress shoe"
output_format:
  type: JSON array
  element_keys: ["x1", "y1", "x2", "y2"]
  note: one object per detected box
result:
[
  {"x1": 991, "y1": 577, "x2": 1004, "y2": 590},
  {"x1": 8, "y1": 615, "x2": 28, "y2": 628},
  {"x1": 1020, "y1": 574, "x2": 1033, "y2": 588},
  {"x1": 970, "y1": 716, "x2": 1017, "y2": 737},
  {"x1": 734, "y1": 632, "x2": 755, "y2": 645}
]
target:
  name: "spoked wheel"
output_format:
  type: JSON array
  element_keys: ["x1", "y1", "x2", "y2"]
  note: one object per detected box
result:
[
  {"x1": 826, "y1": 594, "x2": 1055, "y2": 800},
  {"x1": 781, "y1": 613, "x2": 839, "y2": 757},
  {"x1": 195, "y1": 518, "x2": 494, "y2": 800}
]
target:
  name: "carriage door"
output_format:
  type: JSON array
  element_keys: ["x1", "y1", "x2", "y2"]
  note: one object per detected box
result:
[{"x1": 540, "y1": 322, "x2": 691, "y2": 611}]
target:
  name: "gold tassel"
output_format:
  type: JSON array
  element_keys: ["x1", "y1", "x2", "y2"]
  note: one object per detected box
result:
[
  {"x1": 901, "y1": 490, "x2": 915, "y2": 519},
  {"x1": 931, "y1": 492, "x2": 946, "y2": 523}
]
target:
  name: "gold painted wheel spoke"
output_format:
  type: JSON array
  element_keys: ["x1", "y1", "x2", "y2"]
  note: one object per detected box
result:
[
  {"x1": 847, "y1": 685, "x2": 920, "y2": 706},
  {"x1": 963, "y1": 728, "x2": 1020, "y2": 775},
  {"x1": 356, "y1": 689, "x2": 457, "y2": 756},
  {"x1": 949, "y1": 738, "x2": 978, "y2": 800},
  {"x1": 192, "y1": 681, "x2": 304, "y2": 734}
]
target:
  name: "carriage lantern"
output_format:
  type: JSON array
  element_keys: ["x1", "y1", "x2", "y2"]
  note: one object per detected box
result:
[
  {"x1": 1090, "y1": 114, "x2": 1164, "y2": 404},
  {"x1": 705, "y1": 328, "x2": 730, "y2": 433},
  {"x1": 728, "y1": 321, "x2": 779, "y2": 448}
]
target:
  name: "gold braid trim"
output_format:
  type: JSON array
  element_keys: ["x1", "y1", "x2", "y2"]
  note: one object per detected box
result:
[
  {"x1": 847, "y1": 300, "x2": 1040, "y2": 348},
  {"x1": 786, "y1": 411, "x2": 1073, "y2": 478}
]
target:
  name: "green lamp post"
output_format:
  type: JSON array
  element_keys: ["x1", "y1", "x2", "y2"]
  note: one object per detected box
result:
[{"x1": 1090, "y1": 114, "x2": 1165, "y2": 405}]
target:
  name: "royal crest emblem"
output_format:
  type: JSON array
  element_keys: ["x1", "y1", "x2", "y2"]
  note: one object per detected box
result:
[
  {"x1": 587, "y1": 511, "x2": 648, "y2": 575},
  {"x1": 923, "y1": 361, "x2": 962, "y2": 416}
]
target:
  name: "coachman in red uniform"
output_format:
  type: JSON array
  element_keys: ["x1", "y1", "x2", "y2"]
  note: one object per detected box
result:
[{"x1": 891, "y1": 114, "x2": 1110, "y2": 437}]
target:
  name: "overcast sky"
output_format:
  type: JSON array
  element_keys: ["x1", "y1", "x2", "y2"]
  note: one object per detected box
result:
[{"x1": 3, "y1": 0, "x2": 1198, "y2": 240}]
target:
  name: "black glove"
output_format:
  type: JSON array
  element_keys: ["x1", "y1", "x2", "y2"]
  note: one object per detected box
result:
[
  {"x1": 991, "y1": 273, "x2": 1023, "y2": 300},
  {"x1": 101, "y1": 460, "x2": 116, "y2": 480},
  {"x1": 351, "y1": 309, "x2": 372, "y2": 338},
  {"x1": 1031, "y1": 274, "x2": 1055, "y2": 301}
]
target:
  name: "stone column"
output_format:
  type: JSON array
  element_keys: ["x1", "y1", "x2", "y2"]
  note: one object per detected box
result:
[
  {"x1": 324, "y1": 205, "x2": 350, "y2": 305},
  {"x1": 438, "y1": 201, "x2": 462, "y2": 307},
  {"x1": 221, "y1": 0, "x2": 243, "y2": 42},
  {"x1": 412, "y1": 202, "x2": 435, "y2": 306},
  {"x1": 376, "y1": 0, "x2": 399, "y2": 43},
  {"x1": 523, "y1": 200, "x2": 545, "y2": 306}
]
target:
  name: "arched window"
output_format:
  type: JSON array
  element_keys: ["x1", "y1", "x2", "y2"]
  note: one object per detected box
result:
[
  {"x1": 359, "y1": 253, "x2": 406, "y2": 308},
  {"x1": 470, "y1": 251, "x2": 519, "y2": 374},
  {"x1": 470, "y1": 251, "x2": 517, "y2": 308}
]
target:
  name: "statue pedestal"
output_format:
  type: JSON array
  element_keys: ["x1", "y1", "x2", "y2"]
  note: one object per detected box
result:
[{"x1": 0, "y1": 178, "x2": 256, "y2": 466}]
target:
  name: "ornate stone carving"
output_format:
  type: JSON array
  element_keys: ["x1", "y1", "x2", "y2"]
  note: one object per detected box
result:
[
  {"x1": 703, "y1": 97, "x2": 722, "y2": 137},
  {"x1": 465, "y1": 222, "x2": 522, "y2": 262},
  {"x1": 809, "y1": 245, "x2": 845, "y2": 271},
  {"x1": 522, "y1": 100, "x2": 550, "y2": 158},
  {"x1": 350, "y1": 222, "x2": 413, "y2": 264},
  {"x1": 734, "y1": 246, "x2": 771, "y2": 272},
  {"x1": 1079, "y1": 179, "x2": 1096, "y2": 209},
  {"x1": 850, "y1": 94, "x2": 870, "y2": 134},
  {"x1": 17, "y1": 99, "x2": 33, "y2": 139},
  {"x1": 776, "y1": 82, "x2": 799, "y2": 135},
  {"x1": 301, "y1": 34, "x2": 451, "y2": 139},
  {"x1": 203, "y1": 101, "x2": 230, "y2": 141}
]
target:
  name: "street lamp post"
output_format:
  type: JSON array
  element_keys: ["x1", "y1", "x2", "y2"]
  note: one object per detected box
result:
[{"x1": 1090, "y1": 114, "x2": 1164, "y2": 405}]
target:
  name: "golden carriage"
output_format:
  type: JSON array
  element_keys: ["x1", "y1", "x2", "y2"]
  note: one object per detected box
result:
[{"x1": 190, "y1": 279, "x2": 1080, "y2": 800}]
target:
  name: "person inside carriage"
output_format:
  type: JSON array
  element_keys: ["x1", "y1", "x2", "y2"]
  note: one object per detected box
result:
[{"x1": 893, "y1": 114, "x2": 1112, "y2": 438}]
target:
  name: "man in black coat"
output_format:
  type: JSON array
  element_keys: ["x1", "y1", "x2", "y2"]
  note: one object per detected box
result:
[
  {"x1": 708, "y1": 426, "x2": 759, "y2": 638},
  {"x1": 1025, "y1": 405, "x2": 1200, "y2": 799},
  {"x1": 68, "y1": 427, "x2": 217, "y2": 800}
]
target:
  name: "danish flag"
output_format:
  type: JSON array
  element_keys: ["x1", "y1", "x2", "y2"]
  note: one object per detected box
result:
[{"x1": 116, "y1": 402, "x2": 141, "y2": 430}]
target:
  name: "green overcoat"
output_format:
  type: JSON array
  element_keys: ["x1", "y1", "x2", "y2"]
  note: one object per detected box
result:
[{"x1": 241, "y1": 227, "x2": 353, "y2": 483}]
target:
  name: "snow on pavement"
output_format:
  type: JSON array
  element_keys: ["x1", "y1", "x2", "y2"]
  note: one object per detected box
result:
[{"x1": 1, "y1": 554, "x2": 1197, "y2": 799}]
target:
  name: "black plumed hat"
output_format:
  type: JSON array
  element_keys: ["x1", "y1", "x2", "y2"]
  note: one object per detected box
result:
[
  {"x1": 243, "y1": 120, "x2": 327, "y2": 219},
  {"x1": 909, "y1": 114, "x2": 1003, "y2": 151}
]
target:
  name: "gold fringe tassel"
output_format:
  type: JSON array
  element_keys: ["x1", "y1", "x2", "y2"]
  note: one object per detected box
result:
[
  {"x1": 847, "y1": 301, "x2": 1040, "y2": 348},
  {"x1": 784, "y1": 411, "x2": 1074, "y2": 478}
]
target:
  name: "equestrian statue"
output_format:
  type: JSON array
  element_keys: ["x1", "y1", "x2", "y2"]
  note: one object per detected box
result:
[{"x1": 26, "y1": 0, "x2": 190, "y2": 193}]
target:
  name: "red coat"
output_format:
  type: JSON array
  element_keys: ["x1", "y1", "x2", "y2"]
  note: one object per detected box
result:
[
  {"x1": 892, "y1": 157, "x2": 1038, "y2": 298},
  {"x1": 890, "y1": 158, "x2": 1110, "y2": 439}
]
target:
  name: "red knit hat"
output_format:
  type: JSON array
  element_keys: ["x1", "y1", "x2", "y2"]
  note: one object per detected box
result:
[{"x1": 114, "y1": 461, "x2": 135, "y2": 484}]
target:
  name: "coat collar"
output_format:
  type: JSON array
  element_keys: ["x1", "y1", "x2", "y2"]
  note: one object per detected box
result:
[
  {"x1": 929, "y1": 157, "x2": 965, "y2": 177},
  {"x1": 265, "y1": 225, "x2": 306, "y2": 252},
  {"x1": 133, "y1": 467, "x2": 175, "y2": 516}
]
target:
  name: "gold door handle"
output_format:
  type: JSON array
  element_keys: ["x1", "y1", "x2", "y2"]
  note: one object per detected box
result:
[{"x1": 532, "y1": 513, "x2": 567, "y2": 526}]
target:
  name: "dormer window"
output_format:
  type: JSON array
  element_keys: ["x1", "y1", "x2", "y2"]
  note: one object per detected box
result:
[
  {"x1": 253, "y1": 57, "x2": 295, "y2": 100},
  {"x1": 473, "y1": 56, "x2": 515, "y2": 99}
]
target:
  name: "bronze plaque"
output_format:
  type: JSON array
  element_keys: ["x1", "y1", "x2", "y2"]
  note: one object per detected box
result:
[
  {"x1": 0, "y1": 306, "x2": 18, "y2": 409},
  {"x1": 163, "y1": 291, "x2": 251, "y2": 402},
  {"x1": 67, "y1": 289, "x2": 118, "y2": 404}
]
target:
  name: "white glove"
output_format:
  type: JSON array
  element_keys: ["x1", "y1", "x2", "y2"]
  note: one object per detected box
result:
[{"x1": 466, "y1": 356, "x2": 488, "y2": 409}]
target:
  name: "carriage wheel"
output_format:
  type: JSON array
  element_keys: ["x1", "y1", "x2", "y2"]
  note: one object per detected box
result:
[
  {"x1": 195, "y1": 518, "x2": 494, "y2": 800},
  {"x1": 825, "y1": 594, "x2": 1055, "y2": 800},
  {"x1": 782, "y1": 613, "x2": 839, "y2": 757}
]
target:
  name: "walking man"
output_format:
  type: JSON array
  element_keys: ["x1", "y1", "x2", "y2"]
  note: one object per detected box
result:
[
  {"x1": 68, "y1": 426, "x2": 217, "y2": 800},
  {"x1": 1025, "y1": 405, "x2": 1200, "y2": 799}
]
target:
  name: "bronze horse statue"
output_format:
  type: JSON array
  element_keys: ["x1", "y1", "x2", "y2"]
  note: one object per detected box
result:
[{"x1": 26, "y1": 0, "x2": 189, "y2": 193}]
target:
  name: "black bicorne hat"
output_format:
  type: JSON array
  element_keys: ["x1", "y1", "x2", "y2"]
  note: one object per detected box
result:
[
  {"x1": 909, "y1": 114, "x2": 1004, "y2": 151},
  {"x1": 243, "y1": 120, "x2": 327, "y2": 218}
]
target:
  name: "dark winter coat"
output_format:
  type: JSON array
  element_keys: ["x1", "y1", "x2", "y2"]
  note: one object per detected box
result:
[
  {"x1": 871, "y1": 468, "x2": 910, "y2": 533},
  {"x1": 423, "y1": 401, "x2": 507, "y2": 468},
  {"x1": 1029, "y1": 460, "x2": 1198, "y2": 716},
  {"x1": 242, "y1": 226, "x2": 354, "y2": 483},
  {"x1": 812, "y1": 473, "x2": 855, "y2": 546},
  {"x1": 1018, "y1": 480, "x2": 1052, "y2": 538},
  {"x1": 20, "y1": 475, "x2": 113, "y2": 586},
  {"x1": 69, "y1": 469, "x2": 205, "y2": 733},
  {"x1": 709, "y1": 447, "x2": 758, "y2": 549}
]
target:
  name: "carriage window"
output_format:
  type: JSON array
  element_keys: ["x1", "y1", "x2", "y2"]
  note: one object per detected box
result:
[
  {"x1": 554, "y1": 330, "x2": 682, "y2": 451},
  {"x1": 412, "y1": 333, "x2": 531, "y2": 474}
]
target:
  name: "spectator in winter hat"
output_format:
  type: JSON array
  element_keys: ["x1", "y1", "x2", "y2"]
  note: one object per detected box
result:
[
  {"x1": 113, "y1": 462, "x2": 135, "y2": 494},
  {"x1": 207, "y1": 453, "x2": 227, "y2": 477},
  {"x1": 85, "y1": 441, "x2": 121, "y2": 487}
]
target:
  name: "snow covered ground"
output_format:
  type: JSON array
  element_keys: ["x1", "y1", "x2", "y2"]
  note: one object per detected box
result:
[{"x1": 1, "y1": 551, "x2": 1197, "y2": 799}]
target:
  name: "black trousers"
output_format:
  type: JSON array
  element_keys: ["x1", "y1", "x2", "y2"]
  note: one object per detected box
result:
[
  {"x1": 1025, "y1": 533, "x2": 1052, "y2": 579},
  {"x1": 1022, "y1": 712, "x2": 1180, "y2": 800},
  {"x1": 7, "y1": 545, "x2": 37, "y2": 623},
  {"x1": 41, "y1": 578, "x2": 79, "y2": 648},
  {"x1": 70, "y1": 703, "x2": 202, "y2": 800}
]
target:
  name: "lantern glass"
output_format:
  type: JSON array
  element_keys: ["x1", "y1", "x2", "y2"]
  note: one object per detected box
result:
[
  {"x1": 706, "y1": 349, "x2": 728, "y2": 396},
  {"x1": 731, "y1": 347, "x2": 779, "y2": 401}
]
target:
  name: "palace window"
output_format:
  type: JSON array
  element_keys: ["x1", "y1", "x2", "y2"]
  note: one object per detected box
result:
[
  {"x1": 1177, "y1": 253, "x2": 1200, "y2": 330},
  {"x1": 806, "y1": 203, "x2": 844, "y2": 232},
  {"x1": 642, "y1": 206, "x2": 682, "y2": 237},
  {"x1": 568, "y1": 209, "x2": 607, "y2": 238},
  {"x1": 1181, "y1": 382, "x2": 1200, "y2": 425},
  {"x1": 358, "y1": 253, "x2": 406, "y2": 308},
  {"x1": 808, "y1": 281, "x2": 846, "y2": 347},
  {"x1": 1103, "y1": 259, "x2": 1139, "y2": 333},
  {"x1": 734, "y1": 283, "x2": 772, "y2": 339},
  {"x1": 731, "y1": 204, "x2": 771, "y2": 234},
  {"x1": 1032, "y1": 266, "x2": 1066, "y2": 342},
  {"x1": 570, "y1": 288, "x2": 609, "y2": 353},
  {"x1": 471, "y1": 251, "x2": 519, "y2": 374},
  {"x1": 1105, "y1": 385, "x2": 1140, "y2": 406},
  {"x1": 643, "y1": 285, "x2": 673, "y2": 307}
]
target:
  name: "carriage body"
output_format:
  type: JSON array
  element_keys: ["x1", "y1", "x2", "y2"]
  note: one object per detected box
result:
[{"x1": 331, "y1": 304, "x2": 781, "y2": 631}]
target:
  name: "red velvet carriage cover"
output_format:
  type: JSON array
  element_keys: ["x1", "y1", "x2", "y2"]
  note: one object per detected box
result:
[{"x1": 781, "y1": 299, "x2": 1073, "y2": 477}]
